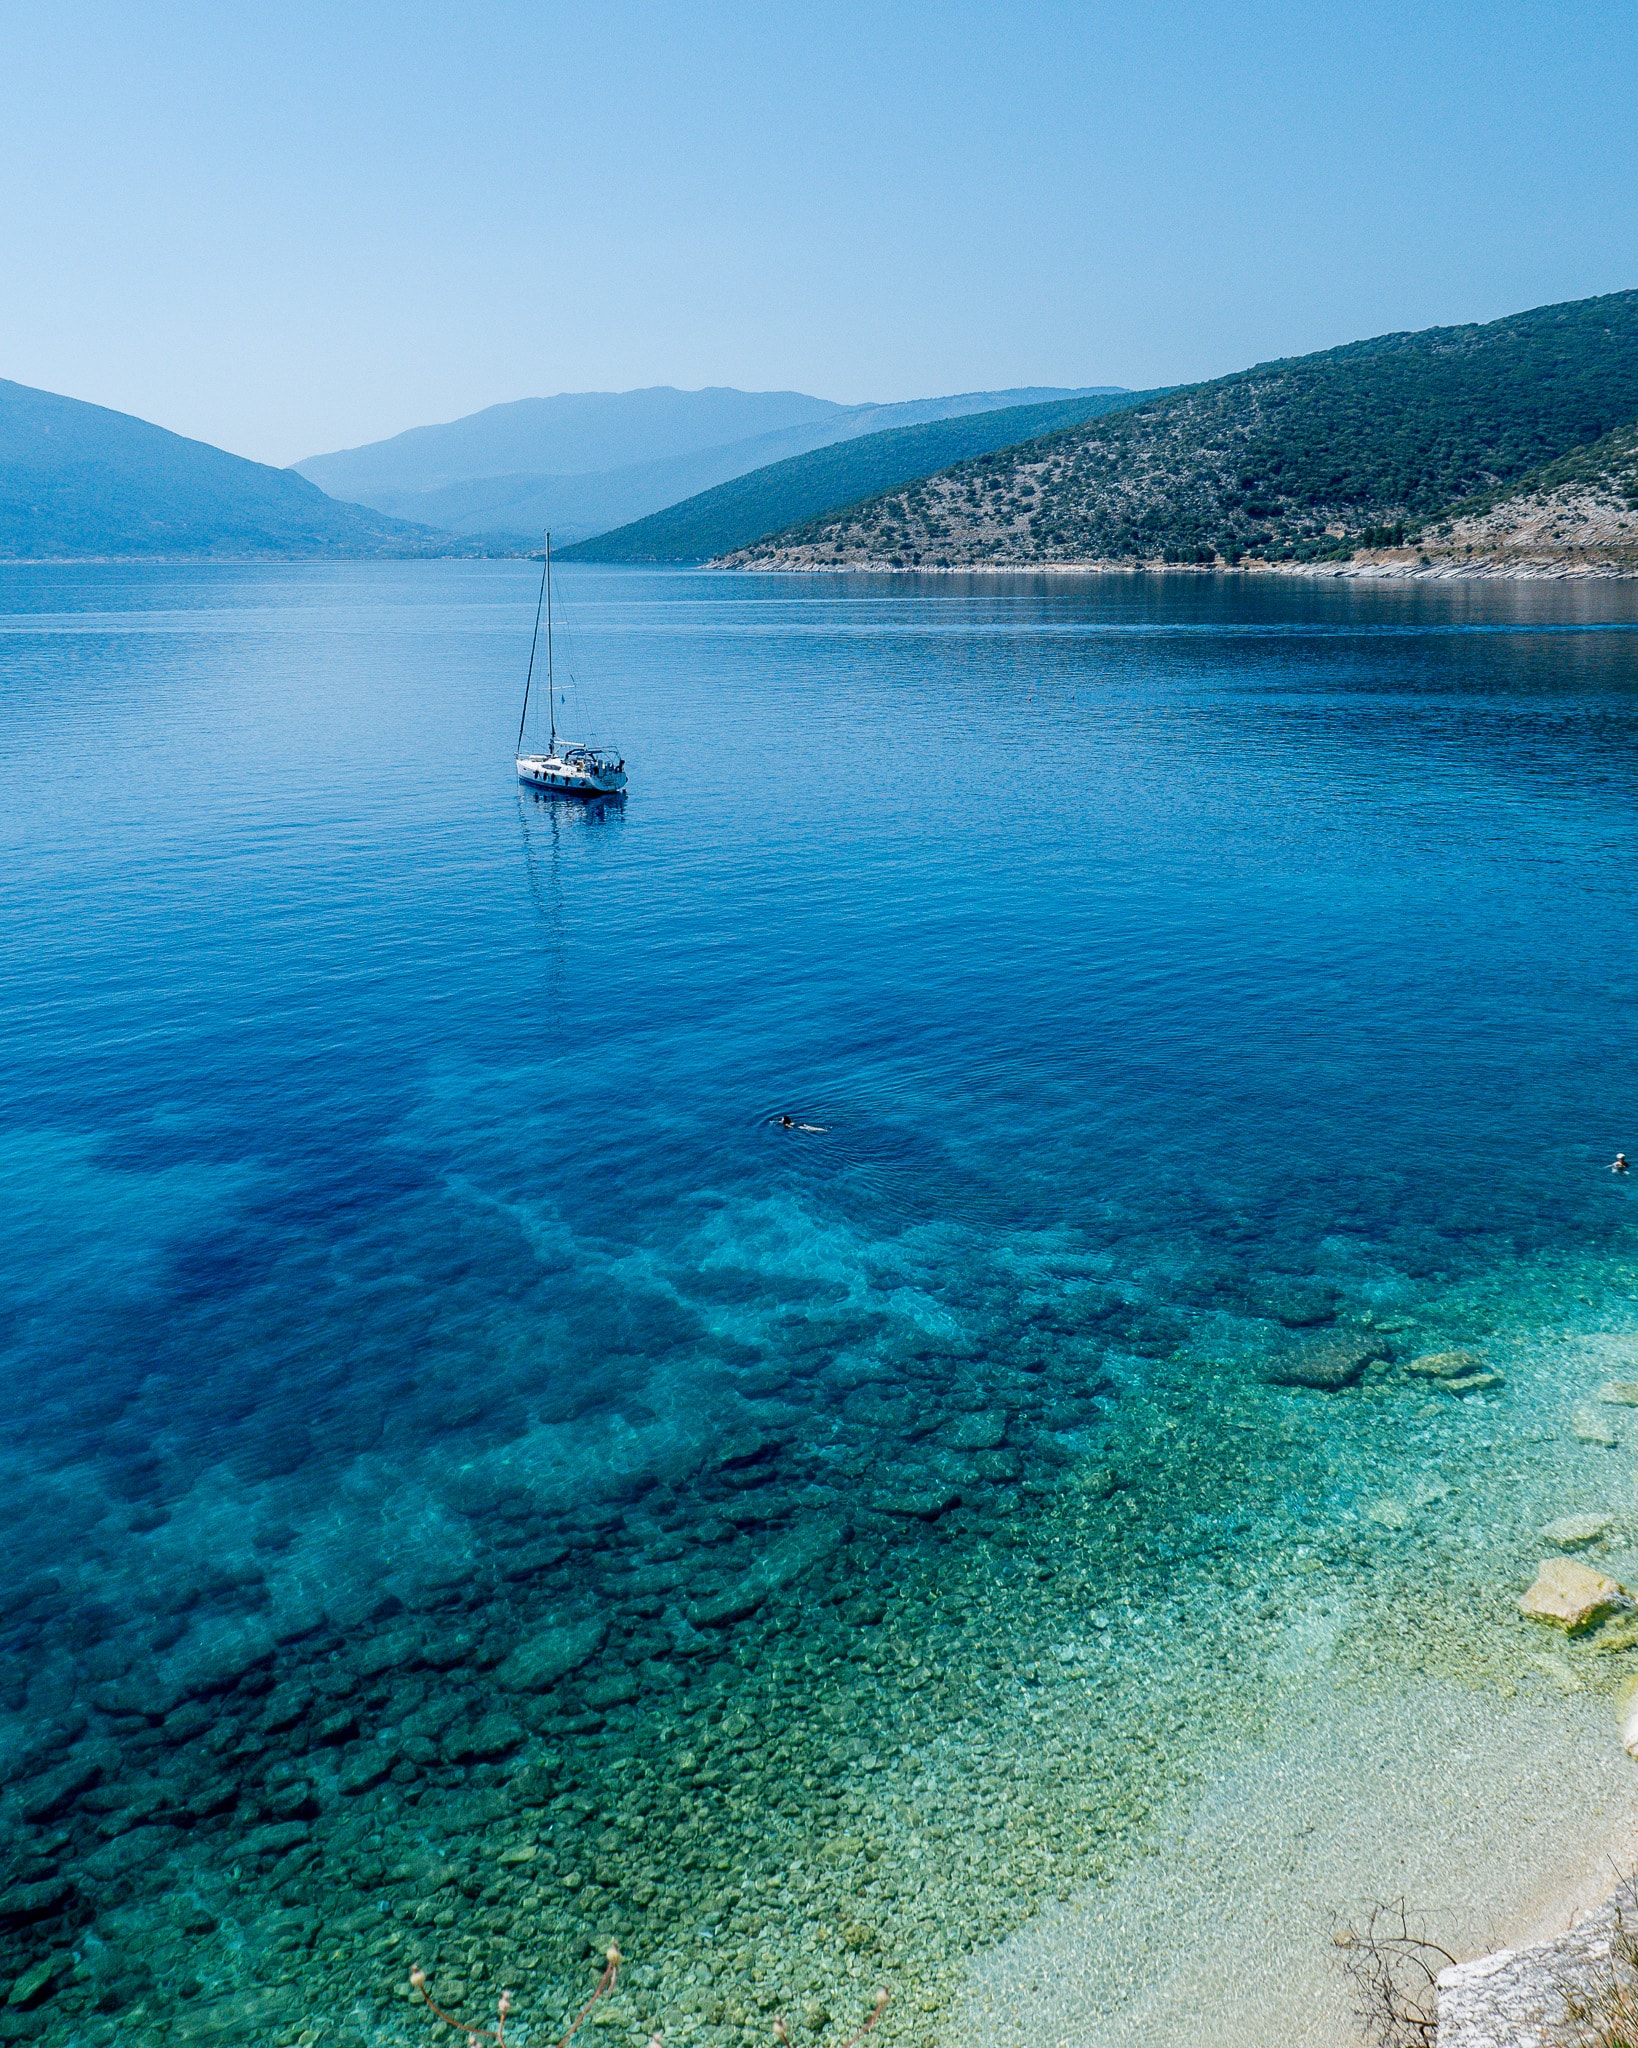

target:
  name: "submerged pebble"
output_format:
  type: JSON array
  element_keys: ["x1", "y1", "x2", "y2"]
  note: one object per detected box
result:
[
  {"x1": 1542, "y1": 1513, "x2": 1614, "y2": 1550},
  {"x1": 1518, "y1": 1557, "x2": 1630, "y2": 1632},
  {"x1": 1572, "y1": 1407, "x2": 1620, "y2": 1447},
  {"x1": 1406, "y1": 1350, "x2": 1485, "y2": 1379}
]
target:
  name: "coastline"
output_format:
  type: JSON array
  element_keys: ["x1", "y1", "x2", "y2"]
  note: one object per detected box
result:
[
  {"x1": 936, "y1": 1289, "x2": 1638, "y2": 2048},
  {"x1": 708, "y1": 554, "x2": 1638, "y2": 580},
  {"x1": 950, "y1": 1666, "x2": 1638, "y2": 2048}
]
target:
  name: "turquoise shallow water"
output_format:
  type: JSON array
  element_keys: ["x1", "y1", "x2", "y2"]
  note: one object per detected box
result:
[{"x1": 4, "y1": 563, "x2": 1638, "y2": 2045}]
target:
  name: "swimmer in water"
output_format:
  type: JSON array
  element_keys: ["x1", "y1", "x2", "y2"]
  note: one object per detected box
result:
[
  {"x1": 1614, "y1": 1152, "x2": 1631, "y2": 1175},
  {"x1": 772, "y1": 1114, "x2": 827, "y2": 1132}
]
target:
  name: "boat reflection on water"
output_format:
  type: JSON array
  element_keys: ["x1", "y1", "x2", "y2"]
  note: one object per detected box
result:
[{"x1": 519, "y1": 778, "x2": 626, "y2": 817}]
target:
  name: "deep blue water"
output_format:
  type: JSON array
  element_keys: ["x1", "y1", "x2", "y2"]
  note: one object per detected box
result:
[
  {"x1": 5, "y1": 566, "x2": 1638, "y2": 1557},
  {"x1": 4, "y1": 562, "x2": 1638, "y2": 2033}
]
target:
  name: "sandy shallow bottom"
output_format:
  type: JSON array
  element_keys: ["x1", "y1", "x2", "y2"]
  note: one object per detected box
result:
[{"x1": 952, "y1": 1668, "x2": 1638, "y2": 2048}]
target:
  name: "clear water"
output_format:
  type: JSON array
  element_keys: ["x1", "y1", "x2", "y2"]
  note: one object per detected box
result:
[{"x1": 4, "y1": 562, "x2": 1638, "y2": 2046}]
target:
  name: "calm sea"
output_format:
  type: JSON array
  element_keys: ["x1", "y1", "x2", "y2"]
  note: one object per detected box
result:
[{"x1": 3, "y1": 562, "x2": 1638, "y2": 2046}]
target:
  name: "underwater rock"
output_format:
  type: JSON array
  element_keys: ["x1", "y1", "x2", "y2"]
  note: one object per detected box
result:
[
  {"x1": 557, "y1": 1502, "x2": 626, "y2": 1536},
  {"x1": 82, "y1": 1823, "x2": 180, "y2": 1884},
  {"x1": 1068, "y1": 1462, "x2": 1124, "y2": 1499},
  {"x1": 1518, "y1": 1557, "x2": 1631, "y2": 1632},
  {"x1": 1599, "y1": 1382, "x2": 1638, "y2": 1406},
  {"x1": 261, "y1": 1776, "x2": 319, "y2": 1820},
  {"x1": 939, "y1": 1412, "x2": 1008, "y2": 1451},
  {"x1": 494, "y1": 1617, "x2": 609, "y2": 1693},
  {"x1": 92, "y1": 1780, "x2": 176, "y2": 1836},
  {"x1": 687, "y1": 1521, "x2": 842, "y2": 1626},
  {"x1": 1405, "y1": 1350, "x2": 1484, "y2": 1378},
  {"x1": 270, "y1": 1591, "x2": 328, "y2": 1643},
  {"x1": 873, "y1": 1484, "x2": 963, "y2": 1520},
  {"x1": 336, "y1": 1744, "x2": 398, "y2": 1793},
  {"x1": 1542, "y1": 1513, "x2": 1614, "y2": 1549},
  {"x1": 166, "y1": 1985, "x2": 297, "y2": 2041},
  {"x1": 247, "y1": 1903, "x2": 321, "y2": 1953},
  {"x1": 257, "y1": 1683, "x2": 315, "y2": 1735},
  {"x1": 168, "y1": 1622, "x2": 278, "y2": 1701},
  {"x1": 0, "y1": 1879, "x2": 72, "y2": 1929},
  {"x1": 159, "y1": 1701, "x2": 216, "y2": 1747},
  {"x1": 1261, "y1": 1334, "x2": 1387, "y2": 1391},
  {"x1": 1438, "y1": 1371, "x2": 1504, "y2": 1397},
  {"x1": 87, "y1": 1669, "x2": 188, "y2": 1721},
  {"x1": 240, "y1": 1820, "x2": 311, "y2": 1858},
  {"x1": 717, "y1": 1431, "x2": 779, "y2": 1470},
  {"x1": 1254, "y1": 1280, "x2": 1340, "y2": 1327},
  {"x1": 17, "y1": 1755, "x2": 104, "y2": 1823},
  {"x1": 1572, "y1": 1407, "x2": 1620, "y2": 1447},
  {"x1": 583, "y1": 1674, "x2": 640, "y2": 1711},
  {"x1": 6, "y1": 1954, "x2": 64, "y2": 2009},
  {"x1": 351, "y1": 1626, "x2": 425, "y2": 1680},
  {"x1": 441, "y1": 1712, "x2": 524, "y2": 1764},
  {"x1": 1366, "y1": 1499, "x2": 1412, "y2": 1530},
  {"x1": 843, "y1": 1391, "x2": 922, "y2": 1435}
]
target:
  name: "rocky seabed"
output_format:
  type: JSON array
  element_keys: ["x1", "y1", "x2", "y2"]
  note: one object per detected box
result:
[{"x1": 7, "y1": 1238, "x2": 1638, "y2": 2046}]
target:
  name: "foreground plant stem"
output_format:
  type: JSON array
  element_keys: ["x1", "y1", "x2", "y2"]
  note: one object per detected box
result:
[{"x1": 410, "y1": 1941, "x2": 622, "y2": 2048}]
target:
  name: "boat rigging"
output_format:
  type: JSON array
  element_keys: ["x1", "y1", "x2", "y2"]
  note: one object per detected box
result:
[{"x1": 515, "y1": 532, "x2": 626, "y2": 798}]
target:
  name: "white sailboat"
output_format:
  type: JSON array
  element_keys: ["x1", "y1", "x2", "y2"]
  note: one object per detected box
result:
[{"x1": 515, "y1": 533, "x2": 626, "y2": 797}]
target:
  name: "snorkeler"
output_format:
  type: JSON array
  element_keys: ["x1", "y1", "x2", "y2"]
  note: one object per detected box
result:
[
  {"x1": 772, "y1": 1114, "x2": 827, "y2": 1132},
  {"x1": 1614, "y1": 1152, "x2": 1631, "y2": 1176}
]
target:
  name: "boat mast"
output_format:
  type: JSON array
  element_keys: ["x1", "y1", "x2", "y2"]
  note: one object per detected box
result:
[
  {"x1": 546, "y1": 531, "x2": 555, "y2": 756},
  {"x1": 517, "y1": 529, "x2": 550, "y2": 755}
]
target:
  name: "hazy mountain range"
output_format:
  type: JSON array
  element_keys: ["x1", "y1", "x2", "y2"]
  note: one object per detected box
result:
[
  {"x1": 7, "y1": 294, "x2": 1638, "y2": 573},
  {"x1": 291, "y1": 385, "x2": 1124, "y2": 544},
  {"x1": 0, "y1": 379, "x2": 457, "y2": 561},
  {"x1": 559, "y1": 390, "x2": 1158, "y2": 563}
]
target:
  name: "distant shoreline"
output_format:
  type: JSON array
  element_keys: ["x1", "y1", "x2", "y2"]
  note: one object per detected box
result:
[
  {"x1": 2, "y1": 552, "x2": 1631, "y2": 579},
  {"x1": 707, "y1": 555, "x2": 1638, "y2": 581}
]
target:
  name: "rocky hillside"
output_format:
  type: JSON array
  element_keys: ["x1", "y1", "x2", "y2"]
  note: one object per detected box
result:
[
  {"x1": 1352, "y1": 420, "x2": 1638, "y2": 577},
  {"x1": 721, "y1": 291, "x2": 1638, "y2": 572}
]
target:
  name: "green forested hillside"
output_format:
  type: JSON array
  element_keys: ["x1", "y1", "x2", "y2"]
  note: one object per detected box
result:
[
  {"x1": 559, "y1": 390, "x2": 1150, "y2": 561},
  {"x1": 724, "y1": 291, "x2": 1638, "y2": 569},
  {"x1": 1390, "y1": 416, "x2": 1638, "y2": 574},
  {"x1": 0, "y1": 379, "x2": 468, "y2": 559},
  {"x1": 1449, "y1": 416, "x2": 1638, "y2": 521}
]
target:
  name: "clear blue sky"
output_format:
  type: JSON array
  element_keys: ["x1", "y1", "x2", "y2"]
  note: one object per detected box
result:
[{"x1": 4, "y1": 0, "x2": 1636, "y2": 466}]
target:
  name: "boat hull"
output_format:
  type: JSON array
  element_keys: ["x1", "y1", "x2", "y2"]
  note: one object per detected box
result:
[{"x1": 517, "y1": 757, "x2": 626, "y2": 797}]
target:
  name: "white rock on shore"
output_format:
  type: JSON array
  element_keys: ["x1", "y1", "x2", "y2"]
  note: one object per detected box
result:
[{"x1": 1437, "y1": 1891, "x2": 1635, "y2": 2047}]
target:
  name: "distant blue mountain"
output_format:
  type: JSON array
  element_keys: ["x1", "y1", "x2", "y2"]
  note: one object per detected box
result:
[
  {"x1": 0, "y1": 379, "x2": 467, "y2": 560},
  {"x1": 294, "y1": 384, "x2": 1125, "y2": 542},
  {"x1": 561, "y1": 390, "x2": 1156, "y2": 563}
]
